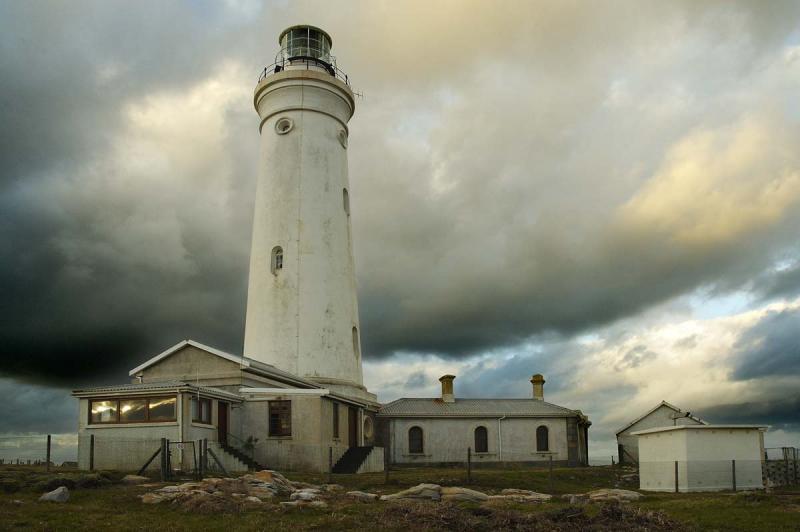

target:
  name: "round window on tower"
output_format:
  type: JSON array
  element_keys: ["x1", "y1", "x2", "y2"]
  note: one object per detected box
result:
[
  {"x1": 338, "y1": 129, "x2": 348, "y2": 149},
  {"x1": 275, "y1": 117, "x2": 294, "y2": 135},
  {"x1": 363, "y1": 417, "x2": 374, "y2": 441}
]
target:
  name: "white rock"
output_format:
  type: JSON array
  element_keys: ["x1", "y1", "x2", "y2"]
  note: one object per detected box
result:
[
  {"x1": 39, "y1": 486, "x2": 69, "y2": 503},
  {"x1": 440, "y1": 487, "x2": 489, "y2": 502},
  {"x1": 121, "y1": 475, "x2": 150, "y2": 485},
  {"x1": 587, "y1": 488, "x2": 642, "y2": 502},
  {"x1": 244, "y1": 496, "x2": 263, "y2": 504},
  {"x1": 290, "y1": 490, "x2": 319, "y2": 501},
  {"x1": 380, "y1": 483, "x2": 441, "y2": 501},
  {"x1": 347, "y1": 490, "x2": 379, "y2": 502}
]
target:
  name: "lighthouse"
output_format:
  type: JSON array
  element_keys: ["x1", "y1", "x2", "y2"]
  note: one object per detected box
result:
[{"x1": 244, "y1": 26, "x2": 371, "y2": 400}]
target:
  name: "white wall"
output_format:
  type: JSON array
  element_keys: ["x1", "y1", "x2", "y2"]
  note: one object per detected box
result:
[
  {"x1": 243, "y1": 69, "x2": 364, "y2": 396},
  {"x1": 388, "y1": 417, "x2": 570, "y2": 465},
  {"x1": 618, "y1": 404, "x2": 702, "y2": 463}
]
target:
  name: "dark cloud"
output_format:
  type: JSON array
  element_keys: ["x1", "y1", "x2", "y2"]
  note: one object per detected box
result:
[
  {"x1": 700, "y1": 394, "x2": 800, "y2": 433},
  {"x1": 732, "y1": 308, "x2": 800, "y2": 380},
  {"x1": 0, "y1": 379, "x2": 76, "y2": 434},
  {"x1": 1, "y1": 0, "x2": 800, "y2": 397},
  {"x1": 615, "y1": 345, "x2": 658, "y2": 371}
]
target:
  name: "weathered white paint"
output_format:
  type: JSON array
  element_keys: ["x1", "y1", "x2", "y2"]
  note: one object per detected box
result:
[
  {"x1": 633, "y1": 425, "x2": 767, "y2": 492},
  {"x1": 243, "y1": 61, "x2": 365, "y2": 398},
  {"x1": 617, "y1": 402, "x2": 705, "y2": 464}
]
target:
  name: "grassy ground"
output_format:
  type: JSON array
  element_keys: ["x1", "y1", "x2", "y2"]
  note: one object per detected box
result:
[{"x1": 1, "y1": 465, "x2": 798, "y2": 531}]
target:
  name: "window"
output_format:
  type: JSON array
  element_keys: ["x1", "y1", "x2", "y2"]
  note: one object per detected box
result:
[
  {"x1": 89, "y1": 396, "x2": 176, "y2": 424},
  {"x1": 119, "y1": 399, "x2": 147, "y2": 423},
  {"x1": 352, "y1": 326, "x2": 360, "y2": 360},
  {"x1": 343, "y1": 188, "x2": 350, "y2": 215},
  {"x1": 363, "y1": 417, "x2": 374, "y2": 440},
  {"x1": 269, "y1": 400, "x2": 292, "y2": 437},
  {"x1": 474, "y1": 426, "x2": 488, "y2": 453},
  {"x1": 332, "y1": 402, "x2": 339, "y2": 438},
  {"x1": 191, "y1": 397, "x2": 212, "y2": 424},
  {"x1": 271, "y1": 246, "x2": 283, "y2": 274},
  {"x1": 536, "y1": 425, "x2": 549, "y2": 452},
  {"x1": 408, "y1": 426, "x2": 423, "y2": 454}
]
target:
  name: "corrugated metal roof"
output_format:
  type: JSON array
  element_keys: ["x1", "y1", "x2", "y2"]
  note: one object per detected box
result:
[
  {"x1": 72, "y1": 381, "x2": 242, "y2": 400},
  {"x1": 378, "y1": 398, "x2": 584, "y2": 418}
]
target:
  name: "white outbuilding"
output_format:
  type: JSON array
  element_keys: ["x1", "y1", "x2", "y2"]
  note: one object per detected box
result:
[{"x1": 632, "y1": 425, "x2": 767, "y2": 492}]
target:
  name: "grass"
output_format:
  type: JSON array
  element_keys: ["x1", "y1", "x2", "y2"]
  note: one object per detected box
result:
[{"x1": 1, "y1": 465, "x2": 799, "y2": 531}]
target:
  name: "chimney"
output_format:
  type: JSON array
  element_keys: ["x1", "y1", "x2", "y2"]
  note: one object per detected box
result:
[
  {"x1": 531, "y1": 374, "x2": 545, "y2": 400},
  {"x1": 439, "y1": 374, "x2": 456, "y2": 403}
]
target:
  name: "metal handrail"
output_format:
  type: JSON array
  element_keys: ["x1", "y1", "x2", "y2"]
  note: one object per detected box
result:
[{"x1": 258, "y1": 46, "x2": 351, "y2": 87}]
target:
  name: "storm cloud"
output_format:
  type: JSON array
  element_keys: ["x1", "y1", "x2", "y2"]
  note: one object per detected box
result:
[{"x1": 1, "y1": 1, "x2": 800, "y2": 453}]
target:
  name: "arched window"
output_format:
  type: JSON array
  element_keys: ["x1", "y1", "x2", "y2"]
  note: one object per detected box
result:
[
  {"x1": 352, "y1": 326, "x2": 360, "y2": 359},
  {"x1": 474, "y1": 426, "x2": 488, "y2": 453},
  {"x1": 271, "y1": 246, "x2": 283, "y2": 274},
  {"x1": 343, "y1": 188, "x2": 350, "y2": 215},
  {"x1": 536, "y1": 425, "x2": 549, "y2": 452},
  {"x1": 408, "y1": 426, "x2": 423, "y2": 454}
]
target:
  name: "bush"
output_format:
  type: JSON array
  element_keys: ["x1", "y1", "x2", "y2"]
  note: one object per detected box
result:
[
  {"x1": 34, "y1": 477, "x2": 76, "y2": 492},
  {"x1": 0, "y1": 478, "x2": 21, "y2": 493}
]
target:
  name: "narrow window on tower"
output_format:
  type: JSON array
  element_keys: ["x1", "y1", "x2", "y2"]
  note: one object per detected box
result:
[
  {"x1": 352, "y1": 326, "x2": 360, "y2": 359},
  {"x1": 343, "y1": 188, "x2": 350, "y2": 215},
  {"x1": 271, "y1": 246, "x2": 283, "y2": 275}
]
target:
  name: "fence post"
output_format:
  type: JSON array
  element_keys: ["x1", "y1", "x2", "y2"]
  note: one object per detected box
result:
[
  {"x1": 46, "y1": 435, "x2": 51, "y2": 472},
  {"x1": 731, "y1": 459, "x2": 736, "y2": 491},
  {"x1": 160, "y1": 438, "x2": 167, "y2": 481},
  {"x1": 467, "y1": 447, "x2": 472, "y2": 484},
  {"x1": 198, "y1": 439, "x2": 204, "y2": 479},
  {"x1": 548, "y1": 455, "x2": 554, "y2": 493},
  {"x1": 89, "y1": 434, "x2": 95, "y2": 471},
  {"x1": 674, "y1": 461, "x2": 679, "y2": 493},
  {"x1": 328, "y1": 447, "x2": 333, "y2": 483}
]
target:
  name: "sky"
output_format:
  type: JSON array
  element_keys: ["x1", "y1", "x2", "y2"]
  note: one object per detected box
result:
[{"x1": 1, "y1": 0, "x2": 799, "y2": 462}]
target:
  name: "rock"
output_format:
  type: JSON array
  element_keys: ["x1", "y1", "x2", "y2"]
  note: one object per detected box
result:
[
  {"x1": 347, "y1": 490, "x2": 379, "y2": 502},
  {"x1": 380, "y1": 483, "x2": 441, "y2": 501},
  {"x1": 322, "y1": 483, "x2": 344, "y2": 492},
  {"x1": 39, "y1": 486, "x2": 69, "y2": 503},
  {"x1": 141, "y1": 493, "x2": 166, "y2": 504},
  {"x1": 249, "y1": 487, "x2": 275, "y2": 499},
  {"x1": 244, "y1": 496, "x2": 263, "y2": 504},
  {"x1": 177, "y1": 482, "x2": 204, "y2": 490},
  {"x1": 586, "y1": 488, "x2": 642, "y2": 502},
  {"x1": 253, "y1": 470, "x2": 294, "y2": 494},
  {"x1": 122, "y1": 475, "x2": 150, "y2": 485},
  {"x1": 157, "y1": 485, "x2": 183, "y2": 493},
  {"x1": 12, "y1": 500, "x2": 24, "y2": 506},
  {"x1": 499, "y1": 489, "x2": 552, "y2": 501},
  {"x1": 290, "y1": 490, "x2": 319, "y2": 501},
  {"x1": 440, "y1": 487, "x2": 489, "y2": 502},
  {"x1": 307, "y1": 500, "x2": 328, "y2": 508},
  {"x1": 280, "y1": 501, "x2": 301, "y2": 507}
]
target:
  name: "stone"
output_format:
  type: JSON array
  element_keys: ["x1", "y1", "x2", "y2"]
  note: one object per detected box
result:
[
  {"x1": 141, "y1": 493, "x2": 166, "y2": 504},
  {"x1": 249, "y1": 488, "x2": 275, "y2": 499},
  {"x1": 380, "y1": 483, "x2": 441, "y2": 501},
  {"x1": 307, "y1": 500, "x2": 328, "y2": 508},
  {"x1": 157, "y1": 485, "x2": 183, "y2": 493},
  {"x1": 489, "y1": 491, "x2": 552, "y2": 503},
  {"x1": 280, "y1": 501, "x2": 301, "y2": 507},
  {"x1": 177, "y1": 482, "x2": 204, "y2": 490},
  {"x1": 587, "y1": 489, "x2": 642, "y2": 502},
  {"x1": 39, "y1": 486, "x2": 69, "y2": 503},
  {"x1": 253, "y1": 470, "x2": 294, "y2": 494},
  {"x1": 347, "y1": 490, "x2": 379, "y2": 502},
  {"x1": 322, "y1": 483, "x2": 344, "y2": 492},
  {"x1": 290, "y1": 490, "x2": 319, "y2": 501},
  {"x1": 244, "y1": 496, "x2": 263, "y2": 504},
  {"x1": 121, "y1": 475, "x2": 150, "y2": 485},
  {"x1": 440, "y1": 487, "x2": 489, "y2": 502}
]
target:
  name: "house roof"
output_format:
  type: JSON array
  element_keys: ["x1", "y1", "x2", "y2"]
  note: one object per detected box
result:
[
  {"x1": 126, "y1": 339, "x2": 323, "y2": 390},
  {"x1": 631, "y1": 424, "x2": 767, "y2": 436},
  {"x1": 72, "y1": 380, "x2": 243, "y2": 401},
  {"x1": 378, "y1": 398, "x2": 589, "y2": 421},
  {"x1": 615, "y1": 400, "x2": 708, "y2": 436}
]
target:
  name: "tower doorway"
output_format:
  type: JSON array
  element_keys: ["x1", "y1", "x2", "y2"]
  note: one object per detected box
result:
[{"x1": 348, "y1": 406, "x2": 358, "y2": 447}]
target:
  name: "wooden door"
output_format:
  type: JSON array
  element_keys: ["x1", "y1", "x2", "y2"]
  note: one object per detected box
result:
[
  {"x1": 218, "y1": 402, "x2": 229, "y2": 445},
  {"x1": 348, "y1": 406, "x2": 358, "y2": 448}
]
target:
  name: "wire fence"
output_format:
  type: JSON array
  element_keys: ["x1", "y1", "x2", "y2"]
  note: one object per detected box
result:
[{"x1": 0, "y1": 434, "x2": 78, "y2": 468}]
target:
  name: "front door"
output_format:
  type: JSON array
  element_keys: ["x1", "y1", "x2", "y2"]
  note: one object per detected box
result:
[
  {"x1": 218, "y1": 402, "x2": 229, "y2": 445},
  {"x1": 348, "y1": 406, "x2": 358, "y2": 448}
]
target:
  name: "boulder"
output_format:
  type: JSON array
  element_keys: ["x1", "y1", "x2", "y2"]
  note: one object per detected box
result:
[
  {"x1": 290, "y1": 490, "x2": 320, "y2": 501},
  {"x1": 253, "y1": 470, "x2": 294, "y2": 494},
  {"x1": 440, "y1": 487, "x2": 489, "y2": 502},
  {"x1": 157, "y1": 485, "x2": 183, "y2": 493},
  {"x1": 244, "y1": 496, "x2": 263, "y2": 504},
  {"x1": 249, "y1": 487, "x2": 276, "y2": 499},
  {"x1": 347, "y1": 490, "x2": 379, "y2": 502},
  {"x1": 322, "y1": 483, "x2": 344, "y2": 492},
  {"x1": 586, "y1": 488, "x2": 642, "y2": 502},
  {"x1": 39, "y1": 486, "x2": 69, "y2": 503},
  {"x1": 141, "y1": 493, "x2": 166, "y2": 504},
  {"x1": 121, "y1": 475, "x2": 150, "y2": 485},
  {"x1": 499, "y1": 489, "x2": 552, "y2": 501},
  {"x1": 380, "y1": 483, "x2": 441, "y2": 501}
]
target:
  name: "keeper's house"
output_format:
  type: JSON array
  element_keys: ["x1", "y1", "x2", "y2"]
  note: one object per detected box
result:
[
  {"x1": 377, "y1": 374, "x2": 590, "y2": 467},
  {"x1": 72, "y1": 340, "x2": 383, "y2": 474}
]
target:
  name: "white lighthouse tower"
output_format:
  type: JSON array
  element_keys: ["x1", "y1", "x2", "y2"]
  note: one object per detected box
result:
[{"x1": 244, "y1": 26, "x2": 372, "y2": 401}]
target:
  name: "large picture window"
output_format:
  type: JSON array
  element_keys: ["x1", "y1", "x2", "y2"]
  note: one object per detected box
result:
[
  {"x1": 269, "y1": 400, "x2": 292, "y2": 437},
  {"x1": 89, "y1": 396, "x2": 176, "y2": 424},
  {"x1": 191, "y1": 396, "x2": 212, "y2": 424}
]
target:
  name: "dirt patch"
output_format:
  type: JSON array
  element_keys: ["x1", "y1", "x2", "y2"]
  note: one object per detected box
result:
[{"x1": 376, "y1": 500, "x2": 686, "y2": 531}]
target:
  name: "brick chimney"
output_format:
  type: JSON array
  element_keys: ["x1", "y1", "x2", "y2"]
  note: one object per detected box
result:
[
  {"x1": 531, "y1": 374, "x2": 545, "y2": 400},
  {"x1": 439, "y1": 374, "x2": 456, "y2": 403}
]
